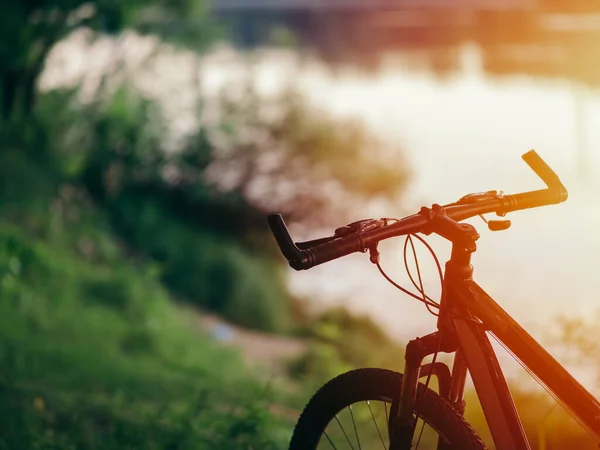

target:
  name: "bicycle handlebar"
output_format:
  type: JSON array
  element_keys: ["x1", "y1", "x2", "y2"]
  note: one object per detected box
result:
[{"x1": 268, "y1": 150, "x2": 568, "y2": 271}]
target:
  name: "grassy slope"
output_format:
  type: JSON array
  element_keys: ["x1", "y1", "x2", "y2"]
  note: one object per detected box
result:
[{"x1": 0, "y1": 220, "x2": 293, "y2": 449}]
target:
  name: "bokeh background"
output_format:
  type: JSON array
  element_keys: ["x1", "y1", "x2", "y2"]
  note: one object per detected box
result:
[{"x1": 1, "y1": 0, "x2": 600, "y2": 448}]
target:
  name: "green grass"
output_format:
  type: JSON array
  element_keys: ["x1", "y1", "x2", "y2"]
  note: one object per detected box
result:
[
  {"x1": 2, "y1": 212, "x2": 596, "y2": 449},
  {"x1": 0, "y1": 222, "x2": 293, "y2": 449}
]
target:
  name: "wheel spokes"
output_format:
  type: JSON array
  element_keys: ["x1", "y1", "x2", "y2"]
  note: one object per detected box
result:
[
  {"x1": 348, "y1": 405, "x2": 362, "y2": 450},
  {"x1": 366, "y1": 400, "x2": 387, "y2": 449},
  {"x1": 323, "y1": 430, "x2": 338, "y2": 450},
  {"x1": 334, "y1": 414, "x2": 356, "y2": 450},
  {"x1": 319, "y1": 400, "x2": 443, "y2": 450}
]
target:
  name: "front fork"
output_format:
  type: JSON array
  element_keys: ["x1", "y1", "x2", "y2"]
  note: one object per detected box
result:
[
  {"x1": 388, "y1": 209, "x2": 478, "y2": 448},
  {"x1": 389, "y1": 331, "x2": 468, "y2": 449}
]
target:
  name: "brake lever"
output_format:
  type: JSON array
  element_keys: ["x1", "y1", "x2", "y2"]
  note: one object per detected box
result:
[
  {"x1": 334, "y1": 218, "x2": 387, "y2": 237},
  {"x1": 478, "y1": 214, "x2": 511, "y2": 231}
]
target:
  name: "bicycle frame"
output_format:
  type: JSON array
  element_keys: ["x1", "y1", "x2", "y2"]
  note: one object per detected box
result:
[
  {"x1": 396, "y1": 230, "x2": 600, "y2": 450},
  {"x1": 268, "y1": 151, "x2": 577, "y2": 449}
]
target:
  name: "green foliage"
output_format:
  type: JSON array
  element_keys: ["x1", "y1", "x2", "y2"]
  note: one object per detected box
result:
[
  {"x1": 0, "y1": 148, "x2": 56, "y2": 217},
  {"x1": 0, "y1": 0, "x2": 215, "y2": 121},
  {"x1": 213, "y1": 84, "x2": 409, "y2": 226},
  {"x1": 52, "y1": 85, "x2": 293, "y2": 332},
  {"x1": 0, "y1": 221, "x2": 291, "y2": 449},
  {"x1": 28, "y1": 73, "x2": 406, "y2": 332},
  {"x1": 269, "y1": 26, "x2": 300, "y2": 49},
  {"x1": 288, "y1": 308, "x2": 406, "y2": 388},
  {"x1": 3, "y1": 0, "x2": 409, "y2": 331},
  {"x1": 133, "y1": 0, "x2": 220, "y2": 49},
  {"x1": 0, "y1": 2, "x2": 413, "y2": 447}
]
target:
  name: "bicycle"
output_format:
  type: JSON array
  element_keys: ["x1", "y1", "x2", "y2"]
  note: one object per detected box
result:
[{"x1": 267, "y1": 150, "x2": 597, "y2": 449}]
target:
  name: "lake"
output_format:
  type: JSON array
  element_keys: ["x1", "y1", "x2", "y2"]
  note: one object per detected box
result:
[{"x1": 43, "y1": 33, "x2": 600, "y2": 388}]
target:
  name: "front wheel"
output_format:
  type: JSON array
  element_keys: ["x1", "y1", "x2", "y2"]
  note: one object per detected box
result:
[{"x1": 289, "y1": 368, "x2": 486, "y2": 449}]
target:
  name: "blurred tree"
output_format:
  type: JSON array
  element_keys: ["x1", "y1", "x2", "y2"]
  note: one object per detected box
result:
[
  {"x1": 210, "y1": 84, "x2": 409, "y2": 228},
  {"x1": 0, "y1": 0, "x2": 216, "y2": 121},
  {"x1": 1, "y1": 0, "x2": 409, "y2": 229},
  {"x1": 0, "y1": 0, "x2": 409, "y2": 332},
  {"x1": 57, "y1": 79, "x2": 407, "y2": 331}
]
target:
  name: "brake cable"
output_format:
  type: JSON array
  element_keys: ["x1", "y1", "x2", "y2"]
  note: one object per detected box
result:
[
  {"x1": 369, "y1": 227, "x2": 444, "y2": 315},
  {"x1": 403, "y1": 234, "x2": 444, "y2": 316}
]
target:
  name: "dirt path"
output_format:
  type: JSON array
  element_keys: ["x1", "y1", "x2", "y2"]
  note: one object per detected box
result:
[{"x1": 180, "y1": 305, "x2": 308, "y2": 376}]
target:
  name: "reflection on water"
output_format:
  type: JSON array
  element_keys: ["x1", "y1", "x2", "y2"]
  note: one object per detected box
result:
[
  {"x1": 44, "y1": 33, "x2": 600, "y2": 385},
  {"x1": 267, "y1": 44, "x2": 600, "y2": 389},
  {"x1": 283, "y1": 45, "x2": 600, "y2": 342}
]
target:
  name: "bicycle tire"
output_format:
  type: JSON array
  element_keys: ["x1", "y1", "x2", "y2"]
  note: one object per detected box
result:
[{"x1": 289, "y1": 368, "x2": 486, "y2": 449}]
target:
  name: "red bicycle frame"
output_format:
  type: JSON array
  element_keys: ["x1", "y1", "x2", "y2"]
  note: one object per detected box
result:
[{"x1": 395, "y1": 221, "x2": 600, "y2": 450}]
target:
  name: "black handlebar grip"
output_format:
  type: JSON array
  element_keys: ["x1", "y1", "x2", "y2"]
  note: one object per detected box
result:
[
  {"x1": 268, "y1": 215, "x2": 365, "y2": 270},
  {"x1": 522, "y1": 150, "x2": 568, "y2": 203},
  {"x1": 267, "y1": 215, "x2": 305, "y2": 264},
  {"x1": 305, "y1": 234, "x2": 364, "y2": 269},
  {"x1": 296, "y1": 236, "x2": 337, "y2": 250}
]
